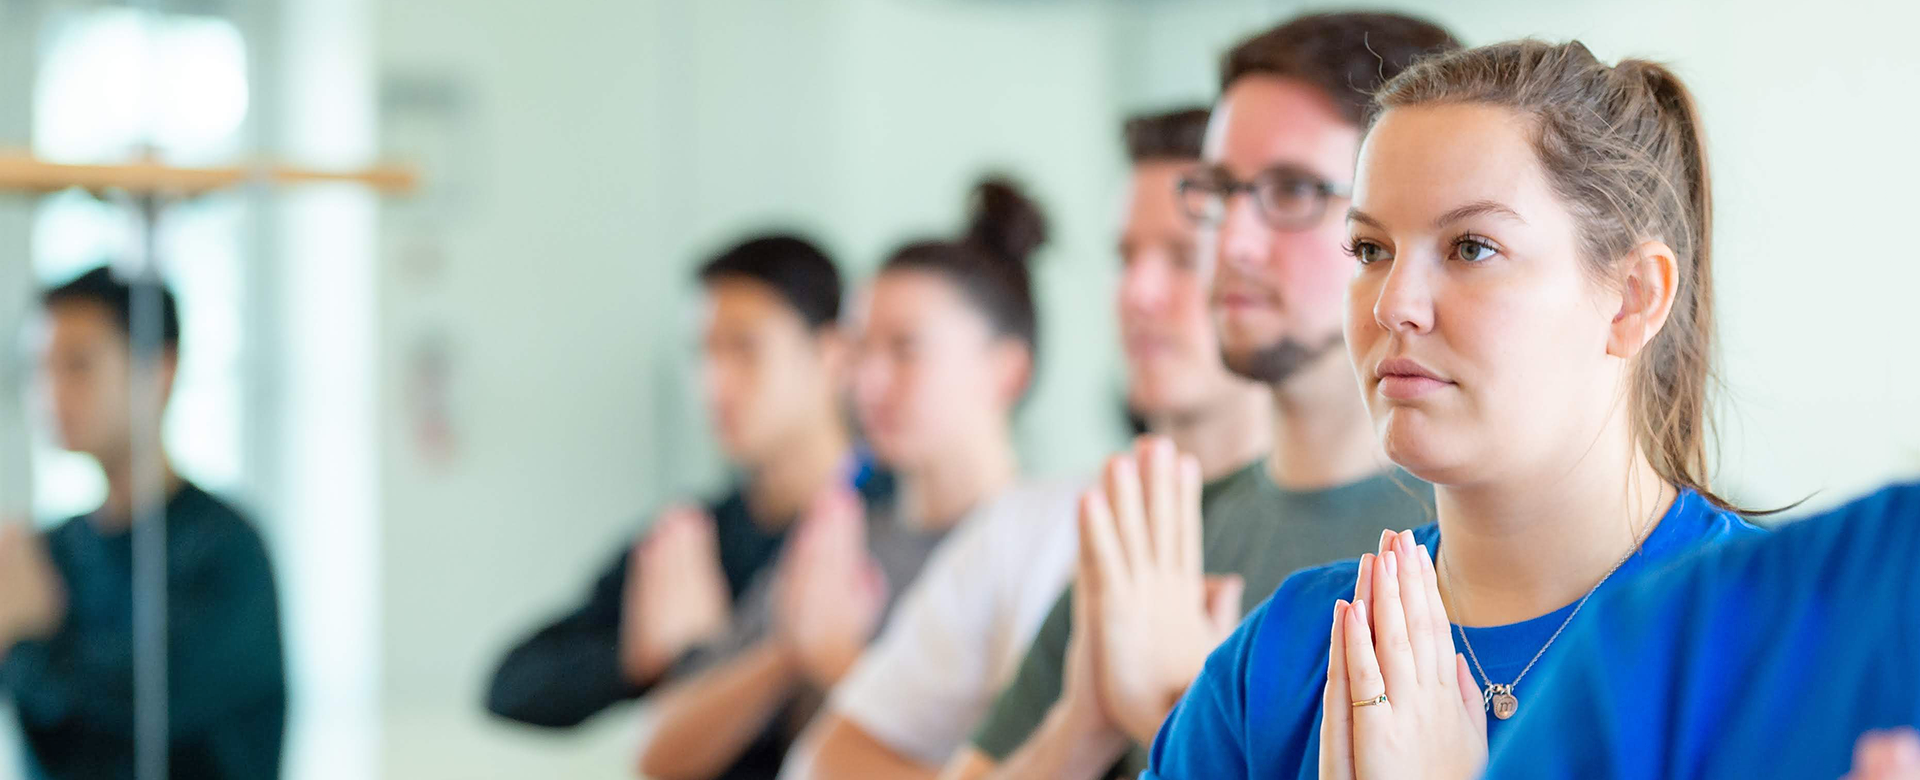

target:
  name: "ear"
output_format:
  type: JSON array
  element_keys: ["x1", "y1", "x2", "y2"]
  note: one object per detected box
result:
[
  {"x1": 1606, "y1": 241, "x2": 1680, "y2": 360},
  {"x1": 989, "y1": 338, "x2": 1034, "y2": 408}
]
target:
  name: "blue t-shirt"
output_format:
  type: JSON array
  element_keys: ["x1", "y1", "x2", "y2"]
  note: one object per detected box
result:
[
  {"x1": 1482, "y1": 481, "x2": 1920, "y2": 780},
  {"x1": 1144, "y1": 489, "x2": 1762, "y2": 780}
]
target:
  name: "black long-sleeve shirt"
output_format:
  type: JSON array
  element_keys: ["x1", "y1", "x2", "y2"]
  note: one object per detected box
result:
[
  {"x1": 0, "y1": 482, "x2": 287, "y2": 780},
  {"x1": 483, "y1": 486, "x2": 783, "y2": 727},
  {"x1": 484, "y1": 467, "x2": 894, "y2": 729}
]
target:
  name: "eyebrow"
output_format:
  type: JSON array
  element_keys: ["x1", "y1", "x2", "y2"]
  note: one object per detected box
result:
[
  {"x1": 1347, "y1": 200, "x2": 1527, "y2": 231},
  {"x1": 1433, "y1": 200, "x2": 1526, "y2": 229}
]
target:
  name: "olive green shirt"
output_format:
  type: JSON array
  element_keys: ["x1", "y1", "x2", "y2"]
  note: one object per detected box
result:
[{"x1": 968, "y1": 461, "x2": 1432, "y2": 776}]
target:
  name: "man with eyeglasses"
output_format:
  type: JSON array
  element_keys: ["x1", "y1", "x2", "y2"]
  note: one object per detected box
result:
[{"x1": 941, "y1": 13, "x2": 1458, "y2": 780}]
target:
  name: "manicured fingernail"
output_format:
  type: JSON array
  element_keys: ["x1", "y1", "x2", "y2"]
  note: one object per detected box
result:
[{"x1": 1385, "y1": 550, "x2": 1398, "y2": 578}]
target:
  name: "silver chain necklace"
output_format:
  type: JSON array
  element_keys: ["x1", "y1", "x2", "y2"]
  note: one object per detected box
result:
[{"x1": 1440, "y1": 496, "x2": 1661, "y2": 721}]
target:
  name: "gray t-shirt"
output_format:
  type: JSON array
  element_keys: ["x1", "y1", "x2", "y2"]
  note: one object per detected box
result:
[{"x1": 969, "y1": 461, "x2": 1433, "y2": 776}]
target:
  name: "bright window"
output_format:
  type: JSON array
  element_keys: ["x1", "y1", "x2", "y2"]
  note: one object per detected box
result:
[{"x1": 28, "y1": 9, "x2": 250, "y2": 523}]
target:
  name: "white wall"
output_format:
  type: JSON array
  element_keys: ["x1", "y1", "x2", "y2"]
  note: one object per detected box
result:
[{"x1": 373, "y1": 3, "x2": 668, "y2": 776}]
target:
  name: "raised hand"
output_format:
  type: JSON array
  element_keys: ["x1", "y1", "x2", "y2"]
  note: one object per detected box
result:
[
  {"x1": 1320, "y1": 530, "x2": 1387, "y2": 780},
  {"x1": 1322, "y1": 529, "x2": 1485, "y2": 780},
  {"x1": 1057, "y1": 530, "x2": 1115, "y2": 734},
  {"x1": 620, "y1": 504, "x2": 732, "y2": 684},
  {"x1": 1845, "y1": 729, "x2": 1920, "y2": 780},
  {"x1": 1079, "y1": 436, "x2": 1245, "y2": 745},
  {"x1": 0, "y1": 523, "x2": 65, "y2": 652},
  {"x1": 776, "y1": 485, "x2": 886, "y2": 688}
]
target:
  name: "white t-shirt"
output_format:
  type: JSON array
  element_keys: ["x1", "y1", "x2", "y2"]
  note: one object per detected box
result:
[{"x1": 813, "y1": 479, "x2": 1084, "y2": 766}]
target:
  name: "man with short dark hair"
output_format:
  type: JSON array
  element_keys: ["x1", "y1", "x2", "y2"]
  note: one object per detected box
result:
[
  {"x1": 486, "y1": 234, "x2": 887, "y2": 778},
  {"x1": 944, "y1": 14, "x2": 1458, "y2": 780},
  {"x1": 0, "y1": 266, "x2": 287, "y2": 780}
]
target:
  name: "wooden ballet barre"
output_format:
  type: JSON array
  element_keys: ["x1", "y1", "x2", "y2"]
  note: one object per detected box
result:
[{"x1": 0, "y1": 150, "x2": 419, "y2": 195}]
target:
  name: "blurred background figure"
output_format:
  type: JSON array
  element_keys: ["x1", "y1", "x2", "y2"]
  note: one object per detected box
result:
[
  {"x1": 635, "y1": 178, "x2": 1063, "y2": 780},
  {"x1": 486, "y1": 235, "x2": 890, "y2": 771},
  {"x1": 788, "y1": 174, "x2": 1113, "y2": 779},
  {"x1": 1, "y1": 268, "x2": 285, "y2": 780}
]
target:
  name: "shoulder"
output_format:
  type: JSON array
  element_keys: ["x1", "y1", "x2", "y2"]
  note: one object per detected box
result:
[
  {"x1": 1602, "y1": 481, "x2": 1920, "y2": 636},
  {"x1": 42, "y1": 514, "x2": 90, "y2": 544},
  {"x1": 1664, "y1": 481, "x2": 1920, "y2": 592},
  {"x1": 169, "y1": 484, "x2": 275, "y2": 574},
  {"x1": 1805, "y1": 480, "x2": 1920, "y2": 550},
  {"x1": 174, "y1": 484, "x2": 269, "y2": 548},
  {"x1": 1683, "y1": 490, "x2": 1767, "y2": 542},
  {"x1": 37, "y1": 515, "x2": 92, "y2": 567},
  {"x1": 940, "y1": 479, "x2": 1082, "y2": 559},
  {"x1": 1732, "y1": 480, "x2": 1920, "y2": 592},
  {"x1": 926, "y1": 480, "x2": 1082, "y2": 590},
  {"x1": 160, "y1": 484, "x2": 280, "y2": 587}
]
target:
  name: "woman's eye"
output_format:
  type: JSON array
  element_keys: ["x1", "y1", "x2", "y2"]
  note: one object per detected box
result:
[
  {"x1": 1348, "y1": 240, "x2": 1390, "y2": 265},
  {"x1": 1455, "y1": 239, "x2": 1498, "y2": 263}
]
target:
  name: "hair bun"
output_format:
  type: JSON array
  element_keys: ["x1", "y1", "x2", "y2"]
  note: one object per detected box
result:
[{"x1": 964, "y1": 177, "x2": 1049, "y2": 267}]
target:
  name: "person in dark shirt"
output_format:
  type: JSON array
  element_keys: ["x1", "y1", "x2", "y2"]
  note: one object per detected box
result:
[
  {"x1": 0, "y1": 266, "x2": 286, "y2": 780},
  {"x1": 484, "y1": 234, "x2": 875, "y2": 752}
]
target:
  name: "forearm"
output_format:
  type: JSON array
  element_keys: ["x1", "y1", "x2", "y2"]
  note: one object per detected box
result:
[
  {"x1": 487, "y1": 627, "x2": 640, "y2": 726},
  {"x1": 809, "y1": 713, "x2": 939, "y2": 780},
  {"x1": 638, "y1": 640, "x2": 800, "y2": 780},
  {"x1": 801, "y1": 638, "x2": 867, "y2": 689},
  {"x1": 973, "y1": 704, "x2": 1128, "y2": 780},
  {"x1": 493, "y1": 542, "x2": 642, "y2": 726}
]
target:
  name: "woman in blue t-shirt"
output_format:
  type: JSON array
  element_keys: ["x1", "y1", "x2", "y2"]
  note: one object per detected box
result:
[{"x1": 1145, "y1": 40, "x2": 1767, "y2": 780}]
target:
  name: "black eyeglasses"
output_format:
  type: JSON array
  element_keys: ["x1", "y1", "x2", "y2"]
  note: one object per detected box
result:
[{"x1": 1176, "y1": 166, "x2": 1352, "y2": 231}]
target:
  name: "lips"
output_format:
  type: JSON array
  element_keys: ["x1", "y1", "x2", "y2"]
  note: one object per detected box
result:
[{"x1": 1374, "y1": 357, "x2": 1453, "y2": 401}]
